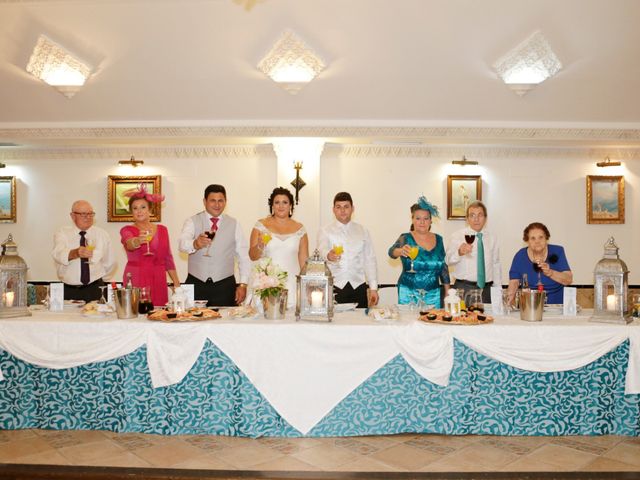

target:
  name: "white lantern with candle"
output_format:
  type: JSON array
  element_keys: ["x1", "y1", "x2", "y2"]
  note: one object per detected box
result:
[
  {"x1": 590, "y1": 237, "x2": 631, "y2": 324},
  {"x1": 296, "y1": 250, "x2": 334, "y2": 322},
  {"x1": 0, "y1": 234, "x2": 32, "y2": 318}
]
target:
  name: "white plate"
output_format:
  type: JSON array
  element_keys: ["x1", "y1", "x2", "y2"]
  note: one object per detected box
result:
[
  {"x1": 335, "y1": 303, "x2": 358, "y2": 312},
  {"x1": 64, "y1": 300, "x2": 86, "y2": 310}
]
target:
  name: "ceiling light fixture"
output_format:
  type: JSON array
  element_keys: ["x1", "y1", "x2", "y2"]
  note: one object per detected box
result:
[
  {"x1": 258, "y1": 30, "x2": 325, "y2": 95},
  {"x1": 118, "y1": 156, "x2": 144, "y2": 167},
  {"x1": 596, "y1": 156, "x2": 621, "y2": 168},
  {"x1": 494, "y1": 30, "x2": 562, "y2": 96},
  {"x1": 26, "y1": 35, "x2": 92, "y2": 99},
  {"x1": 451, "y1": 156, "x2": 478, "y2": 166}
]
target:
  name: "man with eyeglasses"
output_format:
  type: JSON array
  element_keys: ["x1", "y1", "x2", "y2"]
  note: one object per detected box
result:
[
  {"x1": 52, "y1": 200, "x2": 115, "y2": 301},
  {"x1": 445, "y1": 201, "x2": 501, "y2": 303}
]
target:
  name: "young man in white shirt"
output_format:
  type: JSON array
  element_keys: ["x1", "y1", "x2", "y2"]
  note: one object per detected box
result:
[
  {"x1": 178, "y1": 184, "x2": 250, "y2": 306},
  {"x1": 317, "y1": 192, "x2": 379, "y2": 308},
  {"x1": 52, "y1": 200, "x2": 115, "y2": 302},
  {"x1": 446, "y1": 200, "x2": 501, "y2": 303}
]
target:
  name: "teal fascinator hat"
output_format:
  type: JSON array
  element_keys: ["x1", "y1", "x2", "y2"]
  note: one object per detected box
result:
[{"x1": 416, "y1": 195, "x2": 440, "y2": 219}]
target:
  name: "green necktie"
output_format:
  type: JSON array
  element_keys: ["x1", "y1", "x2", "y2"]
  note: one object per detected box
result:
[{"x1": 476, "y1": 232, "x2": 485, "y2": 288}]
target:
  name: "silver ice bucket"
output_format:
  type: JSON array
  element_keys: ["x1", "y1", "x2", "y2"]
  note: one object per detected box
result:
[
  {"x1": 519, "y1": 290, "x2": 546, "y2": 322},
  {"x1": 114, "y1": 287, "x2": 140, "y2": 319}
]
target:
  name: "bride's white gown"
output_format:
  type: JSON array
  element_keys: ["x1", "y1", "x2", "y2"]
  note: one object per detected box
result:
[{"x1": 254, "y1": 221, "x2": 306, "y2": 308}]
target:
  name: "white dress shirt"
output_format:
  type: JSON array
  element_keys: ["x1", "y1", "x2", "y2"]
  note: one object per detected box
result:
[
  {"x1": 51, "y1": 225, "x2": 115, "y2": 285},
  {"x1": 446, "y1": 227, "x2": 502, "y2": 285},
  {"x1": 178, "y1": 213, "x2": 251, "y2": 284},
  {"x1": 317, "y1": 220, "x2": 378, "y2": 290}
]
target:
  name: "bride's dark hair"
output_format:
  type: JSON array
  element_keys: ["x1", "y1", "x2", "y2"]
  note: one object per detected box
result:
[{"x1": 268, "y1": 187, "x2": 295, "y2": 217}]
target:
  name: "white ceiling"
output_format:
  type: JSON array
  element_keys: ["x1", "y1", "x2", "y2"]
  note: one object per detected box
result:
[{"x1": 1, "y1": 0, "x2": 639, "y2": 149}]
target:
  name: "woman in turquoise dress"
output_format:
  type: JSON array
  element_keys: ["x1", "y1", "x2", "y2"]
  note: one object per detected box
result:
[{"x1": 388, "y1": 197, "x2": 450, "y2": 307}]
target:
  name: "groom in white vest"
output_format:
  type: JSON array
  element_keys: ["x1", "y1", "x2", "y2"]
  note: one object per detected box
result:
[{"x1": 179, "y1": 184, "x2": 250, "y2": 306}]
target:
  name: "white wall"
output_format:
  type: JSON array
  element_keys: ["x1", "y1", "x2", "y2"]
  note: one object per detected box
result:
[{"x1": 0, "y1": 146, "x2": 637, "y2": 286}]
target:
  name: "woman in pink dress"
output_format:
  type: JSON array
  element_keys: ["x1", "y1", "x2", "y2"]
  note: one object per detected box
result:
[{"x1": 120, "y1": 185, "x2": 180, "y2": 306}]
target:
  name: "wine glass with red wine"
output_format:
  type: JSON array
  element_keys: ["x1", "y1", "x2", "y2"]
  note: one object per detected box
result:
[
  {"x1": 532, "y1": 258, "x2": 543, "y2": 285},
  {"x1": 203, "y1": 230, "x2": 216, "y2": 257},
  {"x1": 464, "y1": 234, "x2": 475, "y2": 245}
]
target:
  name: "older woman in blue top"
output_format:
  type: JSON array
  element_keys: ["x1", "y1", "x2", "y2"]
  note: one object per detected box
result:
[
  {"x1": 507, "y1": 222, "x2": 573, "y2": 305},
  {"x1": 388, "y1": 196, "x2": 450, "y2": 307}
]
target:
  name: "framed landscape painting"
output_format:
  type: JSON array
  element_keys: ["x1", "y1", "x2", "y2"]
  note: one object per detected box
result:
[
  {"x1": 586, "y1": 175, "x2": 624, "y2": 224},
  {"x1": 447, "y1": 175, "x2": 482, "y2": 220},
  {"x1": 0, "y1": 176, "x2": 16, "y2": 223},
  {"x1": 107, "y1": 175, "x2": 162, "y2": 222}
]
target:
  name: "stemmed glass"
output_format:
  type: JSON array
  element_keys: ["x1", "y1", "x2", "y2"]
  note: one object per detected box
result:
[
  {"x1": 203, "y1": 229, "x2": 216, "y2": 257},
  {"x1": 262, "y1": 232, "x2": 272, "y2": 247},
  {"x1": 86, "y1": 239, "x2": 96, "y2": 254},
  {"x1": 416, "y1": 289, "x2": 427, "y2": 313},
  {"x1": 143, "y1": 230, "x2": 154, "y2": 256},
  {"x1": 407, "y1": 246, "x2": 419, "y2": 273},
  {"x1": 98, "y1": 286, "x2": 108, "y2": 304},
  {"x1": 532, "y1": 256, "x2": 543, "y2": 286},
  {"x1": 333, "y1": 243, "x2": 344, "y2": 261},
  {"x1": 464, "y1": 234, "x2": 475, "y2": 245}
]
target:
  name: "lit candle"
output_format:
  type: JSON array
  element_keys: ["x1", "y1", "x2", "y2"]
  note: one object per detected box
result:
[
  {"x1": 606, "y1": 294, "x2": 616, "y2": 311},
  {"x1": 4, "y1": 291, "x2": 14, "y2": 307},
  {"x1": 311, "y1": 291, "x2": 323, "y2": 309}
]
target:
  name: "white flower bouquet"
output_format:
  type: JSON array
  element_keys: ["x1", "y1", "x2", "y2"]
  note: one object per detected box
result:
[{"x1": 253, "y1": 257, "x2": 288, "y2": 300}]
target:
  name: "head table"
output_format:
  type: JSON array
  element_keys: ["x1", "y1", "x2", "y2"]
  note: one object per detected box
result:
[{"x1": 0, "y1": 307, "x2": 638, "y2": 438}]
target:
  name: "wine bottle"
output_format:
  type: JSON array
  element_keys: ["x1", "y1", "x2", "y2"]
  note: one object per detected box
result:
[
  {"x1": 521, "y1": 273, "x2": 530, "y2": 291},
  {"x1": 126, "y1": 272, "x2": 133, "y2": 290}
]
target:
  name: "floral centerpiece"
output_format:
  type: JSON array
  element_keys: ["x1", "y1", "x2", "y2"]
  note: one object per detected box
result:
[
  {"x1": 253, "y1": 258, "x2": 288, "y2": 319},
  {"x1": 253, "y1": 257, "x2": 288, "y2": 299}
]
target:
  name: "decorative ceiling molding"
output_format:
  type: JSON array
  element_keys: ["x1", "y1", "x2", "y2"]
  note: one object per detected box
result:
[
  {"x1": 339, "y1": 145, "x2": 640, "y2": 160},
  {"x1": 1, "y1": 126, "x2": 640, "y2": 144},
  {"x1": 0, "y1": 145, "x2": 261, "y2": 161},
  {"x1": 2, "y1": 143, "x2": 639, "y2": 161}
]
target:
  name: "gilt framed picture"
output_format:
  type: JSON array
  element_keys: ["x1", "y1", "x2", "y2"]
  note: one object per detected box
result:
[
  {"x1": 0, "y1": 176, "x2": 16, "y2": 223},
  {"x1": 107, "y1": 175, "x2": 162, "y2": 222},
  {"x1": 447, "y1": 175, "x2": 482, "y2": 220},
  {"x1": 586, "y1": 175, "x2": 624, "y2": 224}
]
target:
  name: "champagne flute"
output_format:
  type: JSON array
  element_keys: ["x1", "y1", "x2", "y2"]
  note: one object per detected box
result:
[
  {"x1": 143, "y1": 230, "x2": 154, "y2": 256},
  {"x1": 407, "y1": 246, "x2": 419, "y2": 273},
  {"x1": 85, "y1": 239, "x2": 96, "y2": 263},
  {"x1": 262, "y1": 232, "x2": 272, "y2": 246},
  {"x1": 203, "y1": 229, "x2": 215, "y2": 257}
]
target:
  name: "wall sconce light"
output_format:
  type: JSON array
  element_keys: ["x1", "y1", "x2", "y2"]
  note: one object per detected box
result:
[
  {"x1": 118, "y1": 156, "x2": 144, "y2": 167},
  {"x1": 451, "y1": 156, "x2": 478, "y2": 166},
  {"x1": 290, "y1": 161, "x2": 306, "y2": 205},
  {"x1": 596, "y1": 156, "x2": 621, "y2": 168}
]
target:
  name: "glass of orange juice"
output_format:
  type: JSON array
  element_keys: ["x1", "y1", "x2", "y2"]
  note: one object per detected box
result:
[{"x1": 407, "y1": 246, "x2": 419, "y2": 273}]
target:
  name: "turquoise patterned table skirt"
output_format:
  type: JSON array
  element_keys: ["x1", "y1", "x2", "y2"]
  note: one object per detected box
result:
[{"x1": 1, "y1": 339, "x2": 638, "y2": 437}]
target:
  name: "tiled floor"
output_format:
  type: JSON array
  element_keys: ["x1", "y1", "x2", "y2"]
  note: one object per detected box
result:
[{"x1": 1, "y1": 429, "x2": 639, "y2": 473}]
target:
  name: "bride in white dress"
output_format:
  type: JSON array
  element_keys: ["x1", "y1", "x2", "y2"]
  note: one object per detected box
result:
[{"x1": 249, "y1": 187, "x2": 309, "y2": 308}]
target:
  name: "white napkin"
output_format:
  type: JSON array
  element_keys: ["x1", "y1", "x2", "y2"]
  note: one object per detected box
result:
[{"x1": 49, "y1": 283, "x2": 64, "y2": 311}]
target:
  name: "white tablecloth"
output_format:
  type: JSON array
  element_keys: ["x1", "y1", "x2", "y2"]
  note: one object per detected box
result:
[{"x1": 0, "y1": 309, "x2": 638, "y2": 434}]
